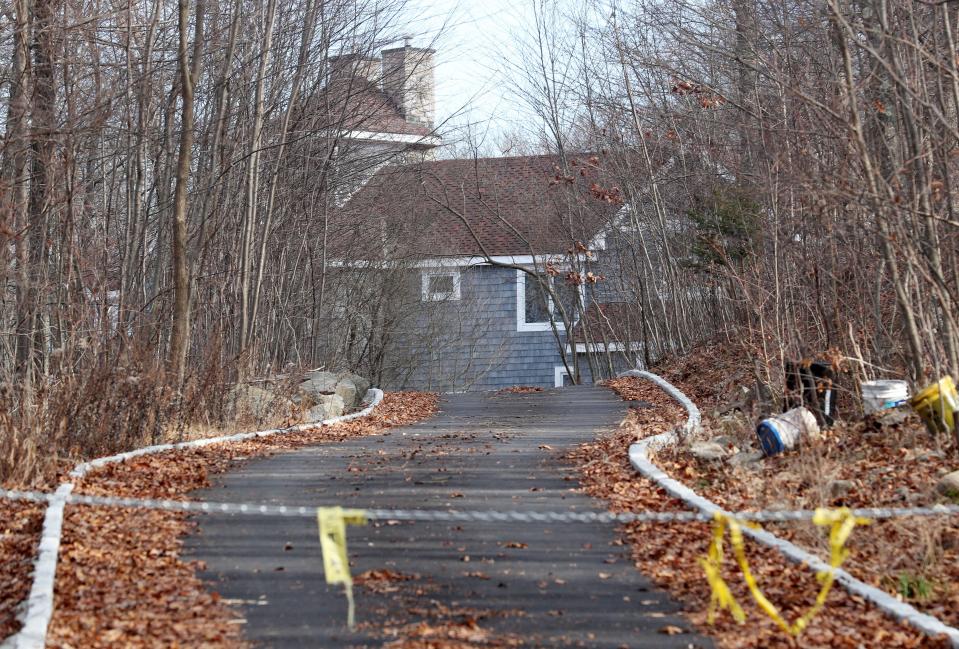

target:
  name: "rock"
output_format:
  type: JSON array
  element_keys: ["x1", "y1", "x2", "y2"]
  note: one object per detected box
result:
[
  {"x1": 300, "y1": 370, "x2": 338, "y2": 397},
  {"x1": 875, "y1": 409, "x2": 911, "y2": 427},
  {"x1": 727, "y1": 450, "x2": 764, "y2": 468},
  {"x1": 341, "y1": 372, "x2": 371, "y2": 399},
  {"x1": 936, "y1": 471, "x2": 959, "y2": 499},
  {"x1": 227, "y1": 385, "x2": 293, "y2": 421},
  {"x1": 334, "y1": 379, "x2": 357, "y2": 408},
  {"x1": 689, "y1": 441, "x2": 729, "y2": 461},
  {"x1": 827, "y1": 479, "x2": 855, "y2": 499},
  {"x1": 893, "y1": 487, "x2": 926, "y2": 505},
  {"x1": 299, "y1": 370, "x2": 370, "y2": 410},
  {"x1": 306, "y1": 394, "x2": 344, "y2": 422},
  {"x1": 709, "y1": 435, "x2": 739, "y2": 449}
]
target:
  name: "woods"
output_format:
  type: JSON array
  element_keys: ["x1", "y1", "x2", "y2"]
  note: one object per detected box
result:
[
  {"x1": 2, "y1": 2, "x2": 959, "y2": 646},
  {"x1": 540, "y1": 0, "x2": 959, "y2": 397},
  {"x1": 0, "y1": 0, "x2": 433, "y2": 482},
  {"x1": 1, "y1": 0, "x2": 958, "y2": 475}
]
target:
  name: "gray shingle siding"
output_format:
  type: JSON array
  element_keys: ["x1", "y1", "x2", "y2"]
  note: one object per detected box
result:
[
  {"x1": 378, "y1": 234, "x2": 644, "y2": 392},
  {"x1": 383, "y1": 265, "x2": 579, "y2": 392}
]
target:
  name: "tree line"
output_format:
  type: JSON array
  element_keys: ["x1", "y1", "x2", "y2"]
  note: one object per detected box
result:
[
  {"x1": 502, "y1": 0, "x2": 959, "y2": 406},
  {"x1": 0, "y1": 0, "x2": 425, "y2": 481}
]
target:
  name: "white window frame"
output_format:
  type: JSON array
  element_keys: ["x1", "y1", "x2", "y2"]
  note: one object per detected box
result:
[
  {"x1": 421, "y1": 269, "x2": 461, "y2": 302},
  {"x1": 554, "y1": 365, "x2": 571, "y2": 387},
  {"x1": 565, "y1": 342, "x2": 644, "y2": 354},
  {"x1": 516, "y1": 270, "x2": 563, "y2": 332},
  {"x1": 516, "y1": 269, "x2": 586, "y2": 333}
]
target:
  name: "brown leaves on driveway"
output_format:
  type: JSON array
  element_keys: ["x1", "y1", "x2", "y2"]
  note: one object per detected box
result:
[
  {"x1": 41, "y1": 392, "x2": 437, "y2": 648},
  {"x1": 361, "y1": 576, "x2": 525, "y2": 649},
  {"x1": 568, "y1": 377, "x2": 950, "y2": 648}
]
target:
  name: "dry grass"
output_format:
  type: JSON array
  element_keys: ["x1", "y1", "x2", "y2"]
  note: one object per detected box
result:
[{"x1": 0, "y1": 341, "x2": 323, "y2": 490}]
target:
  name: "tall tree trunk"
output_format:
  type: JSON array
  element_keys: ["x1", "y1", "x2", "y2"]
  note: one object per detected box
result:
[
  {"x1": 238, "y1": 0, "x2": 277, "y2": 366},
  {"x1": 4, "y1": 0, "x2": 31, "y2": 386},
  {"x1": 20, "y1": 0, "x2": 59, "y2": 385},
  {"x1": 169, "y1": 0, "x2": 204, "y2": 384}
]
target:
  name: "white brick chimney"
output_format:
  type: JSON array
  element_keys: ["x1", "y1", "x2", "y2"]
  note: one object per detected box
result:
[{"x1": 381, "y1": 41, "x2": 435, "y2": 127}]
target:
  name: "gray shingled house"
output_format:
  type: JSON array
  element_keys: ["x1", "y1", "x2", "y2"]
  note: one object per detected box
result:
[{"x1": 331, "y1": 153, "x2": 646, "y2": 392}]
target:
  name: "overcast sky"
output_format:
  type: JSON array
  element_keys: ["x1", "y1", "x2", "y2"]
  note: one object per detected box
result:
[{"x1": 405, "y1": 0, "x2": 539, "y2": 152}]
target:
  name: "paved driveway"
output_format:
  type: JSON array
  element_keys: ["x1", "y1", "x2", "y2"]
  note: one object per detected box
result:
[{"x1": 186, "y1": 385, "x2": 710, "y2": 648}]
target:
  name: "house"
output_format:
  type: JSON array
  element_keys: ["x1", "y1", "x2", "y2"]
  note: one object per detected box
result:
[
  {"x1": 331, "y1": 153, "x2": 648, "y2": 391},
  {"x1": 313, "y1": 42, "x2": 442, "y2": 201}
]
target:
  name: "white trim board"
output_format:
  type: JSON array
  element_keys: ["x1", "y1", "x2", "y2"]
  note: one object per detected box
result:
[
  {"x1": 554, "y1": 366, "x2": 571, "y2": 387},
  {"x1": 327, "y1": 254, "x2": 589, "y2": 271},
  {"x1": 566, "y1": 342, "x2": 642, "y2": 354},
  {"x1": 339, "y1": 129, "x2": 441, "y2": 147}
]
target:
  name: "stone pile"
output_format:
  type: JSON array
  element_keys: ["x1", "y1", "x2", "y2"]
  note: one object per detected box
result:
[{"x1": 226, "y1": 370, "x2": 372, "y2": 423}]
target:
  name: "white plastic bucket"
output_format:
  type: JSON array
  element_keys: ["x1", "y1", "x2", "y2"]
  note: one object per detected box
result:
[{"x1": 861, "y1": 380, "x2": 909, "y2": 414}]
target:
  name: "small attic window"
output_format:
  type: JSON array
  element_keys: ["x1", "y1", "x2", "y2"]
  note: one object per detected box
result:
[{"x1": 422, "y1": 270, "x2": 461, "y2": 301}]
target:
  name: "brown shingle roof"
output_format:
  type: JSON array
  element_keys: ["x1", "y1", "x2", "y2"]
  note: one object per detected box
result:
[
  {"x1": 313, "y1": 78, "x2": 433, "y2": 139},
  {"x1": 332, "y1": 154, "x2": 623, "y2": 260}
]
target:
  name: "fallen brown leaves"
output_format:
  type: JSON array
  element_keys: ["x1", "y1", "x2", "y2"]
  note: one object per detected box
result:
[
  {"x1": 355, "y1": 569, "x2": 420, "y2": 595},
  {"x1": 655, "y1": 421, "x2": 959, "y2": 616},
  {"x1": 362, "y1": 577, "x2": 524, "y2": 649},
  {"x1": 568, "y1": 377, "x2": 950, "y2": 648},
  {"x1": 40, "y1": 391, "x2": 438, "y2": 648},
  {"x1": 648, "y1": 340, "x2": 959, "y2": 628},
  {"x1": 494, "y1": 386, "x2": 545, "y2": 395},
  {"x1": 382, "y1": 617, "x2": 523, "y2": 649},
  {"x1": 0, "y1": 501, "x2": 44, "y2": 639}
]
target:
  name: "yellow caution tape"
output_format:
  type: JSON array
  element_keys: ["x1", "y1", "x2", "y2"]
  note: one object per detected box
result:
[
  {"x1": 700, "y1": 513, "x2": 746, "y2": 624},
  {"x1": 701, "y1": 507, "x2": 871, "y2": 636},
  {"x1": 317, "y1": 507, "x2": 367, "y2": 628}
]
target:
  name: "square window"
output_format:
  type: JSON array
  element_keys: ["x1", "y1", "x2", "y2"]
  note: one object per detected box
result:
[
  {"x1": 524, "y1": 274, "x2": 550, "y2": 324},
  {"x1": 516, "y1": 268, "x2": 582, "y2": 332},
  {"x1": 429, "y1": 274, "x2": 454, "y2": 295},
  {"x1": 422, "y1": 270, "x2": 461, "y2": 301}
]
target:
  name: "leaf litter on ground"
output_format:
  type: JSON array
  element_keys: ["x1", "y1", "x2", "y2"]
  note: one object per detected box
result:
[
  {"x1": 567, "y1": 375, "x2": 952, "y2": 648},
  {"x1": 38, "y1": 391, "x2": 438, "y2": 648}
]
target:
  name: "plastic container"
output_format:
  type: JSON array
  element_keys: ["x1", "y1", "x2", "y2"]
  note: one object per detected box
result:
[
  {"x1": 909, "y1": 376, "x2": 959, "y2": 437},
  {"x1": 861, "y1": 380, "x2": 910, "y2": 414},
  {"x1": 756, "y1": 407, "x2": 820, "y2": 456}
]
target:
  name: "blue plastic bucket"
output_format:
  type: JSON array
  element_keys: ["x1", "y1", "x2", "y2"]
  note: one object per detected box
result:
[
  {"x1": 755, "y1": 407, "x2": 816, "y2": 456},
  {"x1": 756, "y1": 420, "x2": 786, "y2": 455}
]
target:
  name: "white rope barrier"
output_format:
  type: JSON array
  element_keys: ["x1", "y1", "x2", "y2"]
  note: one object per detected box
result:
[{"x1": 0, "y1": 486, "x2": 956, "y2": 523}]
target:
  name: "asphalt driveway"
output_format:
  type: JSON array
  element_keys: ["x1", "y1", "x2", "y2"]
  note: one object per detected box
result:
[{"x1": 185, "y1": 385, "x2": 710, "y2": 648}]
